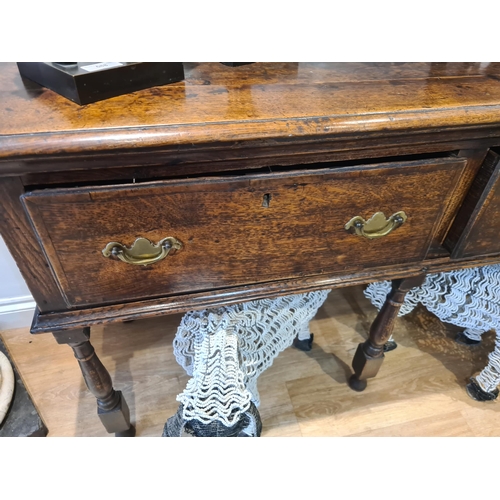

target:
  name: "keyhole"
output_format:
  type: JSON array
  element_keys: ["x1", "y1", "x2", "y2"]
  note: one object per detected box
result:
[{"x1": 262, "y1": 193, "x2": 272, "y2": 208}]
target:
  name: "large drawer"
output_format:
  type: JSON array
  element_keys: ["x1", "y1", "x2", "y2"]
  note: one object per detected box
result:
[
  {"x1": 22, "y1": 157, "x2": 465, "y2": 307},
  {"x1": 446, "y1": 149, "x2": 500, "y2": 259}
]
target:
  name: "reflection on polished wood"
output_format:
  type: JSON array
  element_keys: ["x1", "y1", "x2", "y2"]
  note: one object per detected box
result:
[
  {"x1": 3, "y1": 62, "x2": 500, "y2": 168},
  {"x1": 1, "y1": 286, "x2": 498, "y2": 437}
]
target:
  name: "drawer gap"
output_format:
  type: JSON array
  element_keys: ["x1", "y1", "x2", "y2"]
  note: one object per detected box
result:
[{"x1": 23, "y1": 150, "x2": 459, "y2": 192}]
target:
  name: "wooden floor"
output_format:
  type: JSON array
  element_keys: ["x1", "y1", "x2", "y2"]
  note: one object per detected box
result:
[{"x1": 1, "y1": 285, "x2": 499, "y2": 437}]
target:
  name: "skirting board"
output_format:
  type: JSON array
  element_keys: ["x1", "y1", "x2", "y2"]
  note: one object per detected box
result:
[{"x1": 0, "y1": 296, "x2": 36, "y2": 329}]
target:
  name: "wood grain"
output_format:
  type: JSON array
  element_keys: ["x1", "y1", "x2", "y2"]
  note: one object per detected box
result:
[
  {"x1": 446, "y1": 149, "x2": 500, "y2": 258},
  {"x1": 0, "y1": 177, "x2": 67, "y2": 311},
  {"x1": 2, "y1": 62, "x2": 500, "y2": 166},
  {"x1": 427, "y1": 148, "x2": 489, "y2": 256},
  {"x1": 12, "y1": 132, "x2": 500, "y2": 181},
  {"x1": 2, "y1": 286, "x2": 497, "y2": 437},
  {"x1": 22, "y1": 157, "x2": 465, "y2": 307},
  {"x1": 2, "y1": 63, "x2": 500, "y2": 437},
  {"x1": 30, "y1": 249, "x2": 500, "y2": 334}
]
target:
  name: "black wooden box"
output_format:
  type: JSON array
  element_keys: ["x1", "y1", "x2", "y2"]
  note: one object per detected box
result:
[{"x1": 17, "y1": 62, "x2": 185, "y2": 105}]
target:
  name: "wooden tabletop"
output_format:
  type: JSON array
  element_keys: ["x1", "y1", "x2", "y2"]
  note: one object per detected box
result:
[{"x1": 1, "y1": 62, "x2": 500, "y2": 159}]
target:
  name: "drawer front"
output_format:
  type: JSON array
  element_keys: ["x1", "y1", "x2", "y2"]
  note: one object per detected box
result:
[
  {"x1": 446, "y1": 150, "x2": 500, "y2": 259},
  {"x1": 22, "y1": 158, "x2": 465, "y2": 307}
]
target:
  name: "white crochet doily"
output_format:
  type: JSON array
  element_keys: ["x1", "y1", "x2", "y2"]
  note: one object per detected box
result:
[{"x1": 170, "y1": 290, "x2": 330, "y2": 431}]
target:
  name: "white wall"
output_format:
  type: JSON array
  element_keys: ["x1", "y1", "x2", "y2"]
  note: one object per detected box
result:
[{"x1": 0, "y1": 236, "x2": 36, "y2": 329}]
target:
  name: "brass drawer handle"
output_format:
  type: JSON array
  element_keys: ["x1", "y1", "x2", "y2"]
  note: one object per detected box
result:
[
  {"x1": 345, "y1": 211, "x2": 407, "y2": 240},
  {"x1": 102, "y1": 237, "x2": 183, "y2": 266}
]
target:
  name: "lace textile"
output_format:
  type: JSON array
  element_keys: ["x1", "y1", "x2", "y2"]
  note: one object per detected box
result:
[{"x1": 170, "y1": 290, "x2": 330, "y2": 432}]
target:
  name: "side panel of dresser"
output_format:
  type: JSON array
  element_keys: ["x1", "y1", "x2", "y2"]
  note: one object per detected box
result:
[
  {"x1": 0, "y1": 177, "x2": 68, "y2": 312},
  {"x1": 445, "y1": 149, "x2": 500, "y2": 258}
]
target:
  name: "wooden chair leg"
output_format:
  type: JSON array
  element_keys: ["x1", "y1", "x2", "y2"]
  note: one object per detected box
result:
[
  {"x1": 349, "y1": 274, "x2": 426, "y2": 392},
  {"x1": 53, "y1": 327, "x2": 135, "y2": 436}
]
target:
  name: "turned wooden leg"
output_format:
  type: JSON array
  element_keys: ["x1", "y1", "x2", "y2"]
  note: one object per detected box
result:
[
  {"x1": 53, "y1": 327, "x2": 135, "y2": 436},
  {"x1": 349, "y1": 274, "x2": 426, "y2": 392}
]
